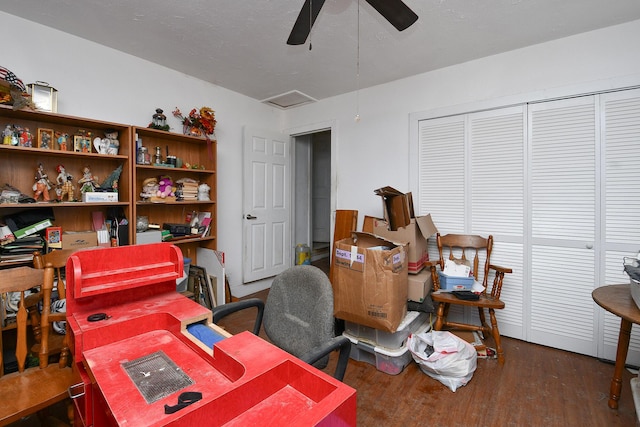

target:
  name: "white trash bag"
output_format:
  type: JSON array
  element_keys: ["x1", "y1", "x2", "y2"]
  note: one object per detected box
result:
[{"x1": 407, "y1": 330, "x2": 477, "y2": 392}]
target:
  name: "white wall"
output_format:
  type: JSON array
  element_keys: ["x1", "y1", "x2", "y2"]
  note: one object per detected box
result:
[
  {"x1": 1, "y1": 12, "x2": 285, "y2": 297},
  {"x1": 285, "y1": 19, "x2": 640, "y2": 226},
  {"x1": 5, "y1": 12, "x2": 640, "y2": 297}
]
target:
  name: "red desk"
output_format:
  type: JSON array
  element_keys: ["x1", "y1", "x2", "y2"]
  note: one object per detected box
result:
[
  {"x1": 66, "y1": 243, "x2": 356, "y2": 426},
  {"x1": 592, "y1": 284, "x2": 640, "y2": 410}
]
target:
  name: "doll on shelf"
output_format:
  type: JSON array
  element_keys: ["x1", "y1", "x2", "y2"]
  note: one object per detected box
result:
[
  {"x1": 33, "y1": 162, "x2": 53, "y2": 201},
  {"x1": 78, "y1": 165, "x2": 99, "y2": 193},
  {"x1": 55, "y1": 164, "x2": 75, "y2": 202},
  {"x1": 56, "y1": 132, "x2": 69, "y2": 151}
]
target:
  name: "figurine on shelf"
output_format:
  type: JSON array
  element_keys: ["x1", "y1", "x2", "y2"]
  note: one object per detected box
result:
[
  {"x1": 78, "y1": 166, "x2": 99, "y2": 193},
  {"x1": 19, "y1": 127, "x2": 32, "y2": 147},
  {"x1": 3, "y1": 124, "x2": 13, "y2": 145},
  {"x1": 140, "y1": 177, "x2": 159, "y2": 201},
  {"x1": 32, "y1": 162, "x2": 52, "y2": 201},
  {"x1": 99, "y1": 164, "x2": 123, "y2": 192},
  {"x1": 93, "y1": 129, "x2": 120, "y2": 155},
  {"x1": 197, "y1": 183, "x2": 211, "y2": 201},
  {"x1": 105, "y1": 129, "x2": 119, "y2": 155},
  {"x1": 55, "y1": 164, "x2": 75, "y2": 202},
  {"x1": 56, "y1": 132, "x2": 69, "y2": 151}
]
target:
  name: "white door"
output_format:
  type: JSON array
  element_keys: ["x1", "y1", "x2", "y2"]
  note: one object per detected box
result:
[
  {"x1": 528, "y1": 96, "x2": 599, "y2": 356},
  {"x1": 599, "y1": 89, "x2": 640, "y2": 364},
  {"x1": 242, "y1": 127, "x2": 291, "y2": 283}
]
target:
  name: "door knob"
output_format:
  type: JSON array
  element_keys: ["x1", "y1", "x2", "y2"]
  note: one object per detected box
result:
[{"x1": 246, "y1": 214, "x2": 257, "y2": 220}]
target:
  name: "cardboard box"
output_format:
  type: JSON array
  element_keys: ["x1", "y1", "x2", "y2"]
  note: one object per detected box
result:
[
  {"x1": 373, "y1": 214, "x2": 437, "y2": 274},
  {"x1": 333, "y1": 232, "x2": 408, "y2": 332},
  {"x1": 408, "y1": 269, "x2": 433, "y2": 302},
  {"x1": 62, "y1": 231, "x2": 98, "y2": 250},
  {"x1": 374, "y1": 186, "x2": 413, "y2": 230},
  {"x1": 82, "y1": 192, "x2": 119, "y2": 202}
]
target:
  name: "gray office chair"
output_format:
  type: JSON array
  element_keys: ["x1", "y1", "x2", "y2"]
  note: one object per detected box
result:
[{"x1": 212, "y1": 265, "x2": 351, "y2": 381}]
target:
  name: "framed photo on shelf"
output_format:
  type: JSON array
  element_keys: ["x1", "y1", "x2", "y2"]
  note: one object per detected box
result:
[
  {"x1": 74, "y1": 135, "x2": 91, "y2": 153},
  {"x1": 37, "y1": 128, "x2": 54, "y2": 149}
]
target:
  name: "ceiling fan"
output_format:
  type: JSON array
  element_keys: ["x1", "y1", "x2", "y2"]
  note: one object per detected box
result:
[{"x1": 287, "y1": 0, "x2": 418, "y2": 45}]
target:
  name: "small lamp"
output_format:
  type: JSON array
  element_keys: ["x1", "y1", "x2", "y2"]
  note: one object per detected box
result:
[{"x1": 27, "y1": 81, "x2": 58, "y2": 112}]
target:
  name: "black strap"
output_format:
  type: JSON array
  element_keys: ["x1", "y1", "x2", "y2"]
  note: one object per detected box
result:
[{"x1": 164, "y1": 391, "x2": 202, "y2": 414}]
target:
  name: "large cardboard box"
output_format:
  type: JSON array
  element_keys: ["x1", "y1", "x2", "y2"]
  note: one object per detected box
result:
[
  {"x1": 62, "y1": 231, "x2": 98, "y2": 250},
  {"x1": 333, "y1": 232, "x2": 408, "y2": 332},
  {"x1": 373, "y1": 214, "x2": 437, "y2": 274}
]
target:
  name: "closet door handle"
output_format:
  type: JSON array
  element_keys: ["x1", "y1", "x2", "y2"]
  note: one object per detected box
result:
[{"x1": 246, "y1": 214, "x2": 257, "y2": 220}]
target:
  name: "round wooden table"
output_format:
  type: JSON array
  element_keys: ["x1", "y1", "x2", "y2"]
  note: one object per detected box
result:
[{"x1": 592, "y1": 284, "x2": 640, "y2": 409}]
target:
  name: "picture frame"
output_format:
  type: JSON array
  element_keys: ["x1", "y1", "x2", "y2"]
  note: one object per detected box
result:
[
  {"x1": 74, "y1": 135, "x2": 91, "y2": 153},
  {"x1": 188, "y1": 265, "x2": 215, "y2": 309},
  {"x1": 37, "y1": 128, "x2": 54, "y2": 149},
  {"x1": 46, "y1": 226, "x2": 62, "y2": 249}
]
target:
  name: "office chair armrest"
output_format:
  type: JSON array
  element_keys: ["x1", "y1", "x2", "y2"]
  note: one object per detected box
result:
[
  {"x1": 300, "y1": 335, "x2": 351, "y2": 382},
  {"x1": 489, "y1": 264, "x2": 513, "y2": 275},
  {"x1": 211, "y1": 298, "x2": 265, "y2": 336}
]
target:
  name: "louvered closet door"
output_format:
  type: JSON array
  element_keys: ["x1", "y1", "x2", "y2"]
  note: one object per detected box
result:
[
  {"x1": 417, "y1": 115, "x2": 468, "y2": 323},
  {"x1": 418, "y1": 107, "x2": 526, "y2": 340},
  {"x1": 468, "y1": 107, "x2": 526, "y2": 340},
  {"x1": 528, "y1": 96, "x2": 599, "y2": 356},
  {"x1": 417, "y1": 115, "x2": 466, "y2": 232},
  {"x1": 600, "y1": 89, "x2": 640, "y2": 365}
]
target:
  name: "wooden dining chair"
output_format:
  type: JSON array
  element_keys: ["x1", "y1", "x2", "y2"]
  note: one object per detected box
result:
[
  {"x1": 0, "y1": 265, "x2": 77, "y2": 425},
  {"x1": 427, "y1": 233, "x2": 512, "y2": 364},
  {"x1": 26, "y1": 249, "x2": 77, "y2": 364}
]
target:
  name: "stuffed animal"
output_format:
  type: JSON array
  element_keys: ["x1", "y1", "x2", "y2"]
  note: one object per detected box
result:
[{"x1": 156, "y1": 176, "x2": 175, "y2": 198}]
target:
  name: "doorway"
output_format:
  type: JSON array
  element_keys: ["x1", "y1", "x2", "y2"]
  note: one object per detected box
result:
[{"x1": 293, "y1": 130, "x2": 331, "y2": 263}]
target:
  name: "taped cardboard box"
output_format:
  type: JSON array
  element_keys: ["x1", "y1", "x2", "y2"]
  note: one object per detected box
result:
[
  {"x1": 372, "y1": 214, "x2": 437, "y2": 274},
  {"x1": 62, "y1": 231, "x2": 98, "y2": 250},
  {"x1": 333, "y1": 232, "x2": 408, "y2": 333}
]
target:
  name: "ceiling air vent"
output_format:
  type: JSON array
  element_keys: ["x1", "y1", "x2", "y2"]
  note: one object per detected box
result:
[{"x1": 261, "y1": 90, "x2": 317, "y2": 109}]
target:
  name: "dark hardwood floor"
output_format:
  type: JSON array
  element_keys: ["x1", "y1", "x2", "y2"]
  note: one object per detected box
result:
[
  {"x1": 217, "y1": 257, "x2": 639, "y2": 427},
  {"x1": 10, "y1": 257, "x2": 638, "y2": 426}
]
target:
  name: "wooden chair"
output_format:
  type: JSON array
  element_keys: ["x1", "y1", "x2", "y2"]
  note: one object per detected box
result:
[
  {"x1": 427, "y1": 233, "x2": 512, "y2": 364},
  {"x1": 26, "y1": 249, "x2": 77, "y2": 364},
  {"x1": 0, "y1": 265, "x2": 77, "y2": 425}
]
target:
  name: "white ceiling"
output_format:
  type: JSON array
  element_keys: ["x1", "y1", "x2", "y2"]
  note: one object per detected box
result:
[{"x1": 3, "y1": 0, "x2": 640, "y2": 106}]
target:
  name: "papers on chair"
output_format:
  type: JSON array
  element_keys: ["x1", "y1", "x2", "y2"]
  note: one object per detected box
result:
[{"x1": 443, "y1": 259, "x2": 471, "y2": 277}]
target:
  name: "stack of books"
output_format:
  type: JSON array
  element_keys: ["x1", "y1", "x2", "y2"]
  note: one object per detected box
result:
[
  {"x1": 177, "y1": 179, "x2": 199, "y2": 201},
  {"x1": 0, "y1": 235, "x2": 44, "y2": 264}
]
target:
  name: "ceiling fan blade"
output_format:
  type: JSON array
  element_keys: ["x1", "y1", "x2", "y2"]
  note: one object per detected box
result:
[
  {"x1": 287, "y1": 0, "x2": 327, "y2": 45},
  {"x1": 365, "y1": 0, "x2": 418, "y2": 32}
]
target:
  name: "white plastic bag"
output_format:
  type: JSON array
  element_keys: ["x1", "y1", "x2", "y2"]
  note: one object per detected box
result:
[{"x1": 407, "y1": 330, "x2": 477, "y2": 392}]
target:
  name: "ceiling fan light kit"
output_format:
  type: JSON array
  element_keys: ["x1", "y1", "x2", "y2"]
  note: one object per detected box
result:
[{"x1": 287, "y1": 0, "x2": 418, "y2": 46}]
